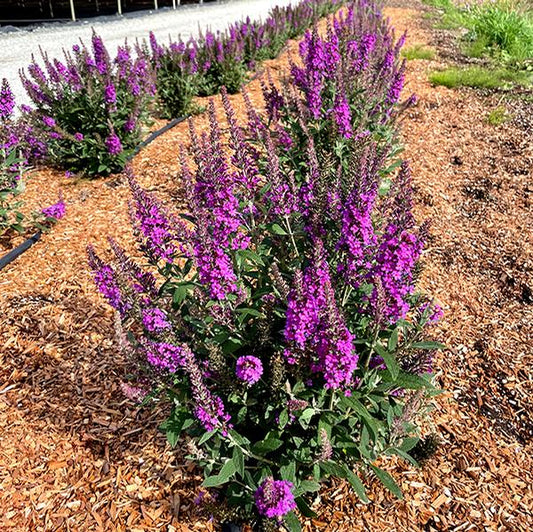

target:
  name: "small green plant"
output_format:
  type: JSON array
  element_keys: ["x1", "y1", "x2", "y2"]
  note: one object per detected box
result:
[
  {"x1": 429, "y1": 66, "x2": 531, "y2": 88},
  {"x1": 0, "y1": 149, "x2": 26, "y2": 236},
  {"x1": 463, "y1": 0, "x2": 533, "y2": 63},
  {"x1": 485, "y1": 105, "x2": 511, "y2": 125},
  {"x1": 424, "y1": 0, "x2": 533, "y2": 64},
  {"x1": 402, "y1": 45, "x2": 436, "y2": 61}
]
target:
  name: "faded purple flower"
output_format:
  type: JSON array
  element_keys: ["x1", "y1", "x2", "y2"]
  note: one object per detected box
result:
[{"x1": 120, "y1": 382, "x2": 147, "y2": 402}]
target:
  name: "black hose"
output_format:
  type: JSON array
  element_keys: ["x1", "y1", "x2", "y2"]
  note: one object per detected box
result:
[
  {"x1": 221, "y1": 523, "x2": 242, "y2": 532},
  {"x1": 128, "y1": 115, "x2": 189, "y2": 160},
  {"x1": 0, "y1": 231, "x2": 41, "y2": 271}
]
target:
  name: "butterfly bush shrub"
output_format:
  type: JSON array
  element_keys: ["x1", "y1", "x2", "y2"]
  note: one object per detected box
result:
[
  {"x1": 150, "y1": 0, "x2": 344, "y2": 119},
  {"x1": 0, "y1": 79, "x2": 27, "y2": 236},
  {"x1": 20, "y1": 33, "x2": 155, "y2": 177},
  {"x1": 90, "y1": 2, "x2": 442, "y2": 530},
  {"x1": 0, "y1": 78, "x2": 60, "y2": 237}
]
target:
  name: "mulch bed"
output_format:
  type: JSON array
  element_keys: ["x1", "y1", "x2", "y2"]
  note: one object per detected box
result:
[{"x1": 1, "y1": 1, "x2": 532, "y2": 530}]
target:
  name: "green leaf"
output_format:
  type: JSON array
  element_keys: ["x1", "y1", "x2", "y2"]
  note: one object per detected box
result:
[
  {"x1": 218, "y1": 458, "x2": 237, "y2": 484},
  {"x1": 238, "y1": 249, "x2": 265, "y2": 266},
  {"x1": 299, "y1": 480, "x2": 321, "y2": 494},
  {"x1": 270, "y1": 223, "x2": 288, "y2": 235},
  {"x1": 253, "y1": 433, "x2": 284, "y2": 455},
  {"x1": 370, "y1": 465, "x2": 403, "y2": 499},
  {"x1": 384, "y1": 447, "x2": 419, "y2": 467},
  {"x1": 393, "y1": 371, "x2": 434, "y2": 391},
  {"x1": 388, "y1": 327, "x2": 399, "y2": 352},
  {"x1": 159, "y1": 410, "x2": 191, "y2": 448},
  {"x1": 198, "y1": 430, "x2": 217, "y2": 446},
  {"x1": 295, "y1": 496, "x2": 317, "y2": 518},
  {"x1": 232, "y1": 446, "x2": 245, "y2": 477},
  {"x1": 343, "y1": 397, "x2": 379, "y2": 441},
  {"x1": 411, "y1": 341, "x2": 446, "y2": 350},
  {"x1": 202, "y1": 475, "x2": 223, "y2": 488},
  {"x1": 400, "y1": 436, "x2": 420, "y2": 452},
  {"x1": 298, "y1": 407, "x2": 315, "y2": 428},
  {"x1": 235, "y1": 307, "x2": 263, "y2": 318},
  {"x1": 278, "y1": 409, "x2": 289, "y2": 429},
  {"x1": 320, "y1": 460, "x2": 345, "y2": 478},
  {"x1": 280, "y1": 461, "x2": 296, "y2": 484},
  {"x1": 374, "y1": 343, "x2": 399, "y2": 380},
  {"x1": 342, "y1": 465, "x2": 369, "y2": 503},
  {"x1": 283, "y1": 511, "x2": 302, "y2": 532},
  {"x1": 173, "y1": 283, "x2": 194, "y2": 305}
]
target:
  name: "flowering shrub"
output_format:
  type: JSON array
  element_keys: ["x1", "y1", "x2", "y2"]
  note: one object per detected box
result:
[
  {"x1": 90, "y1": 2, "x2": 443, "y2": 529},
  {"x1": 1, "y1": 78, "x2": 26, "y2": 236},
  {"x1": 150, "y1": 0, "x2": 344, "y2": 119},
  {"x1": 20, "y1": 33, "x2": 155, "y2": 177},
  {"x1": 1, "y1": 78, "x2": 66, "y2": 240}
]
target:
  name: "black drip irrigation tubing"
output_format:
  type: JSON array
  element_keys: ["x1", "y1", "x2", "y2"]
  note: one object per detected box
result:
[
  {"x1": 128, "y1": 115, "x2": 189, "y2": 160},
  {"x1": 0, "y1": 116, "x2": 188, "y2": 272},
  {"x1": 0, "y1": 231, "x2": 41, "y2": 271}
]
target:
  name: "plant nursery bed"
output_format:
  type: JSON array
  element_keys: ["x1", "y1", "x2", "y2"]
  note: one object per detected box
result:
[{"x1": 1, "y1": 1, "x2": 532, "y2": 530}]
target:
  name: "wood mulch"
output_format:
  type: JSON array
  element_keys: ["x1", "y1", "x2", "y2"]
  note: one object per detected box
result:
[{"x1": 1, "y1": 1, "x2": 532, "y2": 530}]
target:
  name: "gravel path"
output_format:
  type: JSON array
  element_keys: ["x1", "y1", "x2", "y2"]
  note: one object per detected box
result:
[{"x1": 0, "y1": 0, "x2": 293, "y2": 107}]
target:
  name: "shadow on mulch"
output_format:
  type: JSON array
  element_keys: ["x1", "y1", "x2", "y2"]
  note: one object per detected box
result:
[{"x1": 1, "y1": 288, "x2": 169, "y2": 460}]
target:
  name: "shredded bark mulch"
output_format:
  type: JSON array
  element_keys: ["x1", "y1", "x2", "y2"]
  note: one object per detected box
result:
[{"x1": 1, "y1": 2, "x2": 532, "y2": 530}]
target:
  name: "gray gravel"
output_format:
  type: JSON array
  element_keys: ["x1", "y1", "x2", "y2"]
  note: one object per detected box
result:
[{"x1": 0, "y1": 0, "x2": 294, "y2": 107}]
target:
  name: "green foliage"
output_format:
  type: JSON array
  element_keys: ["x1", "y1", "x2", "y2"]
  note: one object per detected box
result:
[
  {"x1": 37, "y1": 86, "x2": 148, "y2": 176},
  {"x1": 156, "y1": 57, "x2": 199, "y2": 119},
  {"x1": 20, "y1": 34, "x2": 155, "y2": 178},
  {"x1": 485, "y1": 105, "x2": 511, "y2": 125},
  {"x1": 0, "y1": 149, "x2": 26, "y2": 236},
  {"x1": 402, "y1": 45, "x2": 436, "y2": 61},
  {"x1": 424, "y1": 0, "x2": 533, "y2": 65},
  {"x1": 429, "y1": 65, "x2": 531, "y2": 88},
  {"x1": 463, "y1": 0, "x2": 533, "y2": 63}
]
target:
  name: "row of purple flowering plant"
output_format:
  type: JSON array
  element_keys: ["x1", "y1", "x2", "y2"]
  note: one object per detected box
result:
[
  {"x1": 88, "y1": 1, "x2": 444, "y2": 529},
  {"x1": 149, "y1": 0, "x2": 345, "y2": 119},
  {"x1": 1, "y1": 79, "x2": 65, "y2": 240},
  {"x1": 12, "y1": 0, "x2": 345, "y2": 178},
  {"x1": 18, "y1": 34, "x2": 155, "y2": 177}
]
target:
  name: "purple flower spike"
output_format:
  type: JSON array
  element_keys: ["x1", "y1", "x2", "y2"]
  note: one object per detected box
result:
[
  {"x1": 0, "y1": 78, "x2": 15, "y2": 120},
  {"x1": 104, "y1": 82, "x2": 117, "y2": 105},
  {"x1": 42, "y1": 197, "x2": 66, "y2": 219},
  {"x1": 142, "y1": 307, "x2": 171, "y2": 333},
  {"x1": 235, "y1": 356, "x2": 263, "y2": 385},
  {"x1": 105, "y1": 132, "x2": 122, "y2": 155},
  {"x1": 87, "y1": 245, "x2": 131, "y2": 318},
  {"x1": 255, "y1": 478, "x2": 296, "y2": 519},
  {"x1": 42, "y1": 116, "x2": 56, "y2": 128}
]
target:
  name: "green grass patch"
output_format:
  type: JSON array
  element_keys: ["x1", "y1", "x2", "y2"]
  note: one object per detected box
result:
[
  {"x1": 485, "y1": 105, "x2": 511, "y2": 125},
  {"x1": 402, "y1": 45, "x2": 436, "y2": 60},
  {"x1": 429, "y1": 66, "x2": 531, "y2": 89},
  {"x1": 423, "y1": 0, "x2": 533, "y2": 64},
  {"x1": 463, "y1": 1, "x2": 533, "y2": 63}
]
